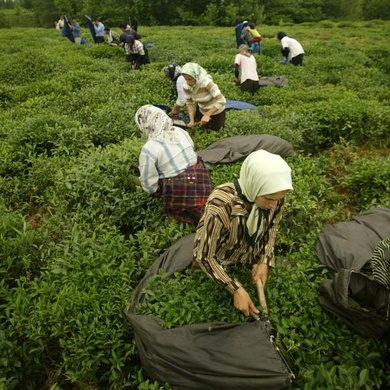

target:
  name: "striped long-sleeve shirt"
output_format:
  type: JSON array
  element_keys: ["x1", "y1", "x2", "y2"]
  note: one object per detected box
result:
[
  {"x1": 139, "y1": 128, "x2": 197, "y2": 194},
  {"x1": 178, "y1": 77, "x2": 226, "y2": 115},
  {"x1": 193, "y1": 183, "x2": 284, "y2": 294}
]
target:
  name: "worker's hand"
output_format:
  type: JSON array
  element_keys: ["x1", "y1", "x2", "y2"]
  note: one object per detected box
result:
[
  {"x1": 233, "y1": 287, "x2": 259, "y2": 317},
  {"x1": 152, "y1": 188, "x2": 161, "y2": 197},
  {"x1": 187, "y1": 119, "x2": 196, "y2": 128},
  {"x1": 251, "y1": 263, "x2": 269, "y2": 287},
  {"x1": 200, "y1": 115, "x2": 211, "y2": 125},
  {"x1": 127, "y1": 174, "x2": 141, "y2": 187}
]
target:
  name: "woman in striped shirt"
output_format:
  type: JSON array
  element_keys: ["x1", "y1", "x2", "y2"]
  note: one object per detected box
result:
[
  {"x1": 193, "y1": 150, "x2": 293, "y2": 316},
  {"x1": 134, "y1": 105, "x2": 212, "y2": 225},
  {"x1": 178, "y1": 63, "x2": 226, "y2": 131}
]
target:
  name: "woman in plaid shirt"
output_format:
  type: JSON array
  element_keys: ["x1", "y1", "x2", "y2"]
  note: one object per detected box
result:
[
  {"x1": 134, "y1": 105, "x2": 212, "y2": 225},
  {"x1": 193, "y1": 150, "x2": 293, "y2": 316}
]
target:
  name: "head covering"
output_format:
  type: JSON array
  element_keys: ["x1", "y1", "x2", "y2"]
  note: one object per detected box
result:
[
  {"x1": 181, "y1": 63, "x2": 210, "y2": 91},
  {"x1": 135, "y1": 105, "x2": 179, "y2": 144},
  {"x1": 162, "y1": 64, "x2": 182, "y2": 81},
  {"x1": 238, "y1": 150, "x2": 293, "y2": 242},
  {"x1": 120, "y1": 32, "x2": 134, "y2": 43},
  {"x1": 125, "y1": 35, "x2": 135, "y2": 44},
  {"x1": 238, "y1": 44, "x2": 251, "y2": 57},
  {"x1": 277, "y1": 32, "x2": 287, "y2": 40}
]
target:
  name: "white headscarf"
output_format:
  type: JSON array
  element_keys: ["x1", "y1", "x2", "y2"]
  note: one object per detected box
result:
[
  {"x1": 134, "y1": 105, "x2": 179, "y2": 144},
  {"x1": 238, "y1": 150, "x2": 293, "y2": 240}
]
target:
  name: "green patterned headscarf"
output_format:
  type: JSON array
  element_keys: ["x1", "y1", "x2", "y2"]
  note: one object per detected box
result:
[{"x1": 181, "y1": 63, "x2": 210, "y2": 91}]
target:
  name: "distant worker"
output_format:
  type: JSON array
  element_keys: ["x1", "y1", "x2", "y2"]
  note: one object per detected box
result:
[
  {"x1": 234, "y1": 44, "x2": 260, "y2": 93},
  {"x1": 93, "y1": 18, "x2": 105, "y2": 43},
  {"x1": 241, "y1": 22, "x2": 261, "y2": 54},
  {"x1": 235, "y1": 20, "x2": 248, "y2": 47},
  {"x1": 277, "y1": 32, "x2": 304, "y2": 66},
  {"x1": 69, "y1": 17, "x2": 82, "y2": 44},
  {"x1": 119, "y1": 34, "x2": 150, "y2": 70},
  {"x1": 119, "y1": 21, "x2": 141, "y2": 40},
  {"x1": 119, "y1": 21, "x2": 142, "y2": 63},
  {"x1": 57, "y1": 15, "x2": 64, "y2": 31},
  {"x1": 247, "y1": 22, "x2": 262, "y2": 54},
  {"x1": 104, "y1": 27, "x2": 121, "y2": 46}
]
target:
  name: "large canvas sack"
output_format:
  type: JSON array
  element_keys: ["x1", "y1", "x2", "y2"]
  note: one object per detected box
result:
[
  {"x1": 316, "y1": 208, "x2": 390, "y2": 339},
  {"x1": 125, "y1": 234, "x2": 294, "y2": 390},
  {"x1": 316, "y1": 207, "x2": 390, "y2": 272},
  {"x1": 318, "y1": 269, "x2": 390, "y2": 339},
  {"x1": 126, "y1": 313, "x2": 293, "y2": 390},
  {"x1": 196, "y1": 135, "x2": 294, "y2": 165}
]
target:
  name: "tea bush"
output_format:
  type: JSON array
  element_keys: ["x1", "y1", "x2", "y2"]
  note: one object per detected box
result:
[
  {"x1": 295, "y1": 97, "x2": 390, "y2": 151},
  {"x1": 340, "y1": 153, "x2": 390, "y2": 210},
  {"x1": 2, "y1": 222, "x2": 141, "y2": 389}
]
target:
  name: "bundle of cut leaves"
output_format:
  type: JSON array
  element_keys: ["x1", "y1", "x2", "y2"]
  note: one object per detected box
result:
[{"x1": 135, "y1": 267, "x2": 257, "y2": 327}]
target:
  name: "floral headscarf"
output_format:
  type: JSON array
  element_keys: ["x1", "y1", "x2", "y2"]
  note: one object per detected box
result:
[
  {"x1": 134, "y1": 105, "x2": 179, "y2": 144},
  {"x1": 238, "y1": 44, "x2": 251, "y2": 57},
  {"x1": 181, "y1": 63, "x2": 210, "y2": 91},
  {"x1": 238, "y1": 150, "x2": 293, "y2": 242}
]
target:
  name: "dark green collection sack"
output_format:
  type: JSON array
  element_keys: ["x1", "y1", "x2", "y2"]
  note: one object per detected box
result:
[
  {"x1": 318, "y1": 269, "x2": 390, "y2": 340},
  {"x1": 316, "y1": 207, "x2": 390, "y2": 340}
]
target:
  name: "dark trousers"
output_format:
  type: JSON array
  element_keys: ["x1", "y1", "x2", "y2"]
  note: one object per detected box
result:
[
  {"x1": 196, "y1": 109, "x2": 226, "y2": 131},
  {"x1": 291, "y1": 54, "x2": 304, "y2": 66},
  {"x1": 241, "y1": 79, "x2": 260, "y2": 93}
]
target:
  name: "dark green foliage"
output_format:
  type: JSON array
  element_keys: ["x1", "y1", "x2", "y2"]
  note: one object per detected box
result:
[
  {"x1": 3, "y1": 0, "x2": 390, "y2": 29},
  {"x1": 1, "y1": 221, "x2": 141, "y2": 389},
  {"x1": 342, "y1": 155, "x2": 390, "y2": 209},
  {"x1": 296, "y1": 97, "x2": 390, "y2": 152},
  {"x1": 324, "y1": 143, "x2": 390, "y2": 211},
  {"x1": 0, "y1": 204, "x2": 46, "y2": 285},
  {"x1": 136, "y1": 269, "x2": 249, "y2": 327}
]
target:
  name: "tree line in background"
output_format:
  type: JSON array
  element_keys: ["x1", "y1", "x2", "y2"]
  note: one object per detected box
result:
[{"x1": 0, "y1": 0, "x2": 389, "y2": 28}]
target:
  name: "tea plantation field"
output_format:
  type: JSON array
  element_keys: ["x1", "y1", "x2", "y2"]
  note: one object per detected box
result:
[{"x1": 0, "y1": 21, "x2": 389, "y2": 389}]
